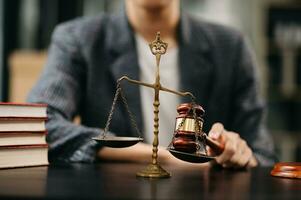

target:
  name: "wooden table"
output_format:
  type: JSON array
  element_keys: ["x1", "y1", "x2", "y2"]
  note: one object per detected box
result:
[{"x1": 0, "y1": 163, "x2": 300, "y2": 199}]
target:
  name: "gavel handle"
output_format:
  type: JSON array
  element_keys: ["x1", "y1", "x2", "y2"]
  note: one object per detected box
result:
[{"x1": 204, "y1": 135, "x2": 225, "y2": 155}]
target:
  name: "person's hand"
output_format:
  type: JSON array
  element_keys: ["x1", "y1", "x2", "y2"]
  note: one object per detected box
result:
[{"x1": 208, "y1": 123, "x2": 258, "y2": 169}]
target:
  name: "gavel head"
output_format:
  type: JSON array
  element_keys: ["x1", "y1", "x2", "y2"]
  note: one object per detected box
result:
[{"x1": 172, "y1": 103, "x2": 205, "y2": 153}]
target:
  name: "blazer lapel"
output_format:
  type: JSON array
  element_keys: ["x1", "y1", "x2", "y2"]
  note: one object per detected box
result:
[
  {"x1": 178, "y1": 14, "x2": 214, "y2": 110},
  {"x1": 105, "y1": 14, "x2": 143, "y2": 137}
]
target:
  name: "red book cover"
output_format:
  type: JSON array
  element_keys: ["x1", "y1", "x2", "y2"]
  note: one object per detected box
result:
[
  {"x1": 0, "y1": 117, "x2": 48, "y2": 121},
  {"x1": 0, "y1": 131, "x2": 47, "y2": 135},
  {"x1": 0, "y1": 144, "x2": 48, "y2": 149},
  {"x1": 0, "y1": 102, "x2": 47, "y2": 107}
]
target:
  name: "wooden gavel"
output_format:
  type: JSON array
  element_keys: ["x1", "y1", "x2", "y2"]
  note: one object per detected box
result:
[{"x1": 172, "y1": 103, "x2": 224, "y2": 155}]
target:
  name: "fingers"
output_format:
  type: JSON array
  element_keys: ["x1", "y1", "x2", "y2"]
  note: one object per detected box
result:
[
  {"x1": 247, "y1": 155, "x2": 258, "y2": 168},
  {"x1": 207, "y1": 123, "x2": 225, "y2": 156},
  {"x1": 208, "y1": 123, "x2": 224, "y2": 140},
  {"x1": 215, "y1": 132, "x2": 238, "y2": 166},
  {"x1": 225, "y1": 139, "x2": 252, "y2": 168},
  {"x1": 208, "y1": 123, "x2": 258, "y2": 169},
  {"x1": 213, "y1": 130, "x2": 257, "y2": 169}
]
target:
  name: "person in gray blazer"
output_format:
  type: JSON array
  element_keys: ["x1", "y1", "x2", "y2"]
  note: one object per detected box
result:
[{"x1": 28, "y1": 0, "x2": 276, "y2": 168}]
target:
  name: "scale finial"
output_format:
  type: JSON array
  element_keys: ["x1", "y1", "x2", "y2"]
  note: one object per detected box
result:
[{"x1": 149, "y1": 32, "x2": 168, "y2": 67}]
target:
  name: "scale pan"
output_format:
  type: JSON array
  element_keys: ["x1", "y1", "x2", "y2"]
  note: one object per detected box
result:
[
  {"x1": 93, "y1": 136, "x2": 143, "y2": 148},
  {"x1": 168, "y1": 148, "x2": 215, "y2": 163}
]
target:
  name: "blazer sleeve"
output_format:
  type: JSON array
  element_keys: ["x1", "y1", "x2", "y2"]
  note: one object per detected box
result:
[
  {"x1": 27, "y1": 23, "x2": 101, "y2": 163},
  {"x1": 230, "y1": 36, "x2": 277, "y2": 166}
]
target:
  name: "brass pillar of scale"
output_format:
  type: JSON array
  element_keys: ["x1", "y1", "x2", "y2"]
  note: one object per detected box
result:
[
  {"x1": 93, "y1": 32, "x2": 224, "y2": 178},
  {"x1": 136, "y1": 32, "x2": 176, "y2": 178}
]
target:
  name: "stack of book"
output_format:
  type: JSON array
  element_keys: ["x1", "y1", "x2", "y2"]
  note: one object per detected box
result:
[{"x1": 0, "y1": 102, "x2": 48, "y2": 169}]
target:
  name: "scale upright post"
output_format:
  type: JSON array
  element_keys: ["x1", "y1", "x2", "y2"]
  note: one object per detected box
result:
[{"x1": 136, "y1": 32, "x2": 170, "y2": 178}]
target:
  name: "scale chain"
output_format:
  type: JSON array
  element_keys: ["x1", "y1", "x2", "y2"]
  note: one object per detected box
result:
[
  {"x1": 102, "y1": 83, "x2": 121, "y2": 138},
  {"x1": 102, "y1": 82, "x2": 142, "y2": 138},
  {"x1": 119, "y1": 85, "x2": 142, "y2": 138},
  {"x1": 174, "y1": 98, "x2": 208, "y2": 155},
  {"x1": 191, "y1": 101, "x2": 208, "y2": 155},
  {"x1": 191, "y1": 101, "x2": 201, "y2": 153}
]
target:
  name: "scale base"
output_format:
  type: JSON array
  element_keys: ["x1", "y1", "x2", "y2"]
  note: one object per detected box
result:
[{"x1": 136, "y1": 163, "x2": 170, "y2": 178}]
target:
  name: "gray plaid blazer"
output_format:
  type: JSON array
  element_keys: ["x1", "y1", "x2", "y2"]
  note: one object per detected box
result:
[{"x1": 28, "y1": 12, "x2": 276, "y2": 165}]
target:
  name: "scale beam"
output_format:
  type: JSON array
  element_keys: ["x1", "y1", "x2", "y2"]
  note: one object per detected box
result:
[
  {"x1": 160, "y1": 86, "x2": 195, "y2": 99},
  {"x1": 118, "y1": 76, "x2": 195, "y2": 100},
  {"x1": 118, "y1": 76, "x2": 154, "y2": 89}
]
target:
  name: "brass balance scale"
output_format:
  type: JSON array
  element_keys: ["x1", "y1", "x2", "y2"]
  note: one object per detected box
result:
[{"x1": 93, "y1": 32, "x2": 224, "y2": 178}]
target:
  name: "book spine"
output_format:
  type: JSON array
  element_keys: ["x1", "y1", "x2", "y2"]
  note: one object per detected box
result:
[
  {"x1": 0, "y1": 131, "x2": 47, "y2": 135},
  {"x1": 0, "y1": 117, "x2": 48, "y2": 121},
  {"x1": 0, "y1": 163, "x2": 49, "y2": 169},
  {"x1": 0, "y1": 102, "x2": 47, "y2": 107},
  {"x1": 0, "y1": 131, "x2": 46, "y2": 134},
  {"x1": 0, "y1": 144, "x2": 48, "y2": 149}
]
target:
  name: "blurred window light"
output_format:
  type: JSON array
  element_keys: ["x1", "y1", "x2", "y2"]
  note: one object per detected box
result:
[{"x1": 275, "y1": 23, "x2": 301, "y2": 49}]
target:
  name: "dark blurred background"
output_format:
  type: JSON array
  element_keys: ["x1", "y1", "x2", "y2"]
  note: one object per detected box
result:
[{"x1": 0, "y1": 0, "x2": 300, "y2": 162}]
